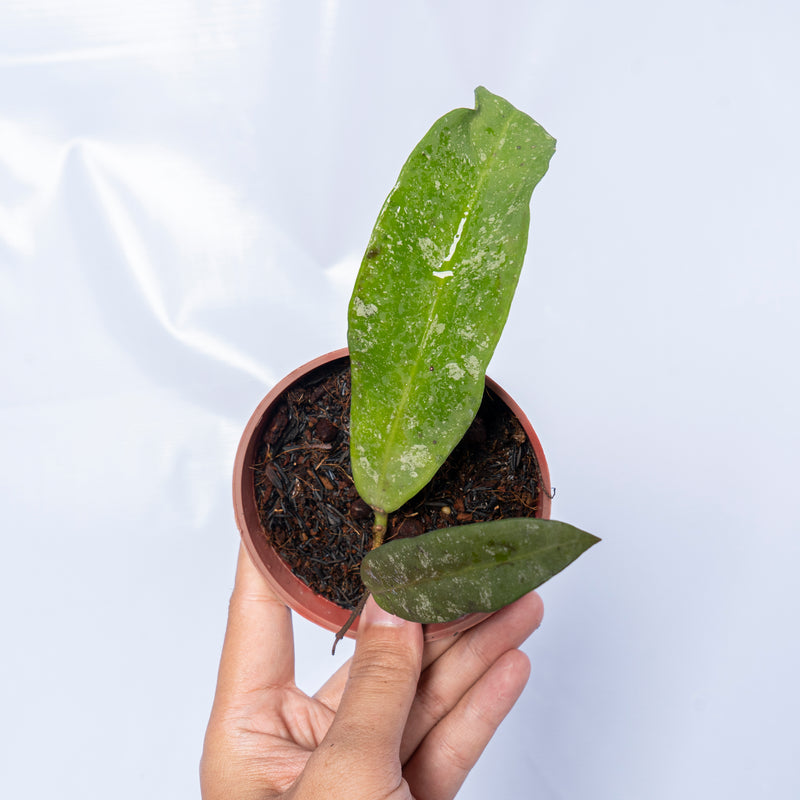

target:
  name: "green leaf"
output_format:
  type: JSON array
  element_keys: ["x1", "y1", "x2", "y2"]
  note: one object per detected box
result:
[
  {"x1": 361, "y1": 518, "x2": 599, "y2": 623},
  {"x1": 348, "y1": 87, "x2": 556, "y2": 514}
]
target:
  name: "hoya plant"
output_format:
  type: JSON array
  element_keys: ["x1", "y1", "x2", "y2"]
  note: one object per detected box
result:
[{"x1": 344, "y1": 87, "x2": 599, "y2": 627}]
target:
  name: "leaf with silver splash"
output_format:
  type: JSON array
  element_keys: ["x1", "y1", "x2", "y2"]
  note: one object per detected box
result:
[
  {"x1": 361, "y1": 518, "x2": 599, "y2": 623},
  {"x1": 348, "y1": 87, "x2": 556, "y2": 515}
]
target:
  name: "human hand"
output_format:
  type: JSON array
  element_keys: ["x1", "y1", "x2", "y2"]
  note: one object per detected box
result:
[{"x1": 200, "y1": 545, "x2": 544, "y2": 800}]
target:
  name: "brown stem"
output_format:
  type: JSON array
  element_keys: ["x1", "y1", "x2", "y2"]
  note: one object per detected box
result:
[{"x1": 331, "y1": 591, "x2": 370, "y2": 655}]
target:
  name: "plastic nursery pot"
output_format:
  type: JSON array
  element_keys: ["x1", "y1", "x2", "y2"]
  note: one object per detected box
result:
[{"x1": 233, "y1": 347, "x2": 552, "y2": 643}]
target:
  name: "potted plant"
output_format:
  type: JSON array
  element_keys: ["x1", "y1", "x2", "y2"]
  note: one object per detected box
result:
[{"x1": 233, "y1": 87, "x2": 599, "y2": 648}]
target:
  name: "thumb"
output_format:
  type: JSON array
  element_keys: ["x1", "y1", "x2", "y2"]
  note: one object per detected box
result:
[{"x1": 324, "y1": 596, "x2": 423, "y2": 761}]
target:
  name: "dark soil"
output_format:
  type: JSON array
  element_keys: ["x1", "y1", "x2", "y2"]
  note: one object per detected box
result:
[{"x1": 253, "y1": 356, "x2": 547, "y2": 610}]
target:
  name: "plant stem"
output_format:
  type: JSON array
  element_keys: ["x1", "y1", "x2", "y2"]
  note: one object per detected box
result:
[
  {"x1": 332, "y1": 591, "x2": 370, "y2": 655},
  {"x1": 372, "y1": 510, "x2": 388, "y2": 548}
]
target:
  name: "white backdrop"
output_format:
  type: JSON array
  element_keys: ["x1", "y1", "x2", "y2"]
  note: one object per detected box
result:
[{"x1": 2, "y1": 2, "x2": 799, "y2": 798}]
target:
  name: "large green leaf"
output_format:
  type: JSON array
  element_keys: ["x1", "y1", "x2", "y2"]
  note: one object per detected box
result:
[
  {"x1": 348, "y1": 87, "x2": 556, "y2": 514},
  {"x1": 361, "y1": 518, "x2": 599, "y2": 623}
]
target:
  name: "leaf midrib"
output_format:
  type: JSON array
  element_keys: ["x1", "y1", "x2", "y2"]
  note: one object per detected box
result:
[{"x1": 371, "y1": 538, "x2": 581, "y2": 594}]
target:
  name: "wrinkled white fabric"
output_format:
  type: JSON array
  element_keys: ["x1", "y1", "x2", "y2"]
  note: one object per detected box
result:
[{"x1": 2, "y1": 2, "x2": 800, "y2": 798}]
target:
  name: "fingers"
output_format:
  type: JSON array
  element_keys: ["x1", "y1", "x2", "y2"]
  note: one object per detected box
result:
[
  {"x1": 312, "y1": 620, "x2": 472, "y2": 715},
  {"x1": 313, "y1": 657, "x2": 352, "y2": 711},
  {"x1": 213, "y1": 545, "x2": 296, "y2": 704},
  {"x1": 300, "y1": 597, "x2": 424, "y2": 795},
  {"x1": 313, "y1": 616, "x2": 473, "y2": 713},
  {"x1": 315, "y1": 592, "x2": 543, "y2": 722},
  {"x1": 326, "y1": 596, "x2": 423, "y2": 755},
  {"x1": 404, "y1": 648, "x2": 531, "y2": 800},
  {"x1": 401, "y1": 591, "x2": 544, "y2": 762},
  {"x1": 312, "y1": 622, "x2": 456, "y2": 713}
]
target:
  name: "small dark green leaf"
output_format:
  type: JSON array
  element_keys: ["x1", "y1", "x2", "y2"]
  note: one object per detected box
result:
[
  {"x1": 348, "y1": 87, "x2": 556, "y2": 514},
  {"x1": 361, "y1": 518, "x2": 599, "y2": 623}
]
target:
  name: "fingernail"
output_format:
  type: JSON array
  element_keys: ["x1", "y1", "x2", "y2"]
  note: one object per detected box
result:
[{"x1": 361, "y1": 595, "x2": 407, "y2": 627}]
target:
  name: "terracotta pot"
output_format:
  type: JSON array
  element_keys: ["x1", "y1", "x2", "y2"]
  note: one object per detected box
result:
[{"x1": 233, "y1": 347, "x2": 552, "y2": 642}]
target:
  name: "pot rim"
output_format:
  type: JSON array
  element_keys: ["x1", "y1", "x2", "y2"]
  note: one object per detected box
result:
[{"x1": 233, "y1": 347, "x2": 551, "y2": 642}]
